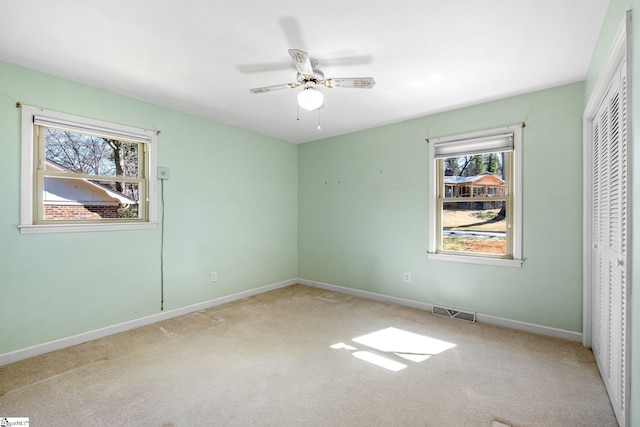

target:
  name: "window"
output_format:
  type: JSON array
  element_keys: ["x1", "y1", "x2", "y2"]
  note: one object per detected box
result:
[
  {"x1": 20, "y1": 105, "x2": 158, "y2": 234},
  {"x1": 428, "y1": 125, "x2": 522, "y2": 267}
]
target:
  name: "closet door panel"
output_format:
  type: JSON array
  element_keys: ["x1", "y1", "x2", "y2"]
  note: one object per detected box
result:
[{"x1": 590, "y1": 61, "x2": 627, "y2": 426}]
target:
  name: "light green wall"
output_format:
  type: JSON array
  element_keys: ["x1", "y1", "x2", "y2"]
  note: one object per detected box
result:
[
  {"x1": 585, "y1": 1, "x2": 638, "y2": 425},
  {"x1": 2, "y1": 4, "x2": 636, "y2": 420},
  {"x1": 0, "y1": 61, "x2": 298, "y2": 354},
  {"x1": 299, "y1": 82, "x2": 585, "y2": 332}
]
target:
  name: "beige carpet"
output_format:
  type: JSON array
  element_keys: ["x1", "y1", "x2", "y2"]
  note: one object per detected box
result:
[{"x1": 0, "y1": 284, "x2": 617, "y2": 426}]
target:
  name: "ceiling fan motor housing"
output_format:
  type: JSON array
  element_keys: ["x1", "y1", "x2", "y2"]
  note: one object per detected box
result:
[{"x1": 296, "y1": 70, "x2": 324, "y2": 84}]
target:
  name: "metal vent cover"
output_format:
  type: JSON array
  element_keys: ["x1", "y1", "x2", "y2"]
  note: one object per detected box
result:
[{"x1": 432, "y1": 305, "x2": 476, "y2": 323}]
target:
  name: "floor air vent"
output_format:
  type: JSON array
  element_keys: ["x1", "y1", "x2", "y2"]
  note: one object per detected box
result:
[{"x1": 432, "y1": 305, "x2": 476, "y2": 323}]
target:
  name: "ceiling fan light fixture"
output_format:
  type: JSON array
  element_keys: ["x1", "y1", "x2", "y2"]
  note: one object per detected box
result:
[
  {"x1": 297, "y1": 87, "x2": 324, "y2": 111},
  {"x1": 249, "y1": 49, "x2": 375, "y2": 116}
]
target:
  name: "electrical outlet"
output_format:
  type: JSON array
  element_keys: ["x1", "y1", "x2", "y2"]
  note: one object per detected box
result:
[
  {"x1": 403, "y1": 272, "x2": 412, "y2": 283},
  {"x1": 210, "y1": 272, "x2": 217, "y2": 283}
]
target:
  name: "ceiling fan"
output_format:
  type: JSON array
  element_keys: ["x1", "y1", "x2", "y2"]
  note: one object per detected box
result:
[{"x1": 249, "y1": 49, "x2": 376, "y2": 111}]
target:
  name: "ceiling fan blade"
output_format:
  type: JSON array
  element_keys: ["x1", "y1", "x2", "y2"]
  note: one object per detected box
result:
[
  {"x1": 236, "y1": 62, "x2": 291, "y2": 74},
  {"x1": 323, "y1": 77, "x2": 376, "y2": 89},
  {"x1": 279, "y1": 17, "x2": 307, "y2": 51},
  {"x1": 249, "y1": 83, "x2": 298, "y2": 94},
  {"x1": 322, "y1": 54, "x2": 374, "y2": 67},
  {"x1": 288, "y1": 49, "x2": 314, "y2": 78}
]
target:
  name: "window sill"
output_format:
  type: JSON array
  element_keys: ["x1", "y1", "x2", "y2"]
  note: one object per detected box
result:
[
  {"x1": 427, "y1": 252, "x2": 523, "y2": 268},
  {"x1": 19, "y1": 222, "x2": 158, "y2": 234}
]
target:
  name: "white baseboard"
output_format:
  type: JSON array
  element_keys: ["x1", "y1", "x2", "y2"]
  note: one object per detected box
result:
[
  {"x1": 297, "y1": 278, "x2": 583, "y2": 342},
  {"x1": 297, "y1": 278, "x2": 435, "y2": 312},
  {"x1": 0, "y1": 278, "x2": 296, "y2": 367},
  {"x1": 1, "y1": 277, "x2": 583, "y2": 366},
  {"x1": 475, "y1": 313, "x2": 582, "y2": 342}
]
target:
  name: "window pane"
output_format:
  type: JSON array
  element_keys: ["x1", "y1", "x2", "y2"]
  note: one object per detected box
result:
[
  {"x1": 443, "y1": 152, "x2": 505, "y2": 198},
  {"x1": 442, "y1": 201, "x2": 506, "y2": 255},
  {"x1": 43, "y1": 176, "x2": 140, "y2": 221},
  {"x1": 44, "y1": 128, "x2": 139, "y2": 178}
]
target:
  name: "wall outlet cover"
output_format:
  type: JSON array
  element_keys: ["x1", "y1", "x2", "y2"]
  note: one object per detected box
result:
[{"x1": 158, "y1": 167, "x2": 170, "y2": 180}]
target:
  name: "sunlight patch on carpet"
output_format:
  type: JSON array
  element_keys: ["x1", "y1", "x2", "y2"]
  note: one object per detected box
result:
[
  {"x1": 352, "y1": 351, "x2": 407, "y2": 371},
  {"x1": 331, "y1": 327, "x2": 456, "y2": 371},
  {"x1": 353, "y1": 327, "x2": 456, "y2": 358},
  {"x1": 330, "y1": 342, "x2": 357, "y2": 350}
]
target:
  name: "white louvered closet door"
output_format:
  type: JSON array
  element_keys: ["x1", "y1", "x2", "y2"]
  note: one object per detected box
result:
[{"x1": 591, "y1": 59, "x2": 628, "y2": 427}]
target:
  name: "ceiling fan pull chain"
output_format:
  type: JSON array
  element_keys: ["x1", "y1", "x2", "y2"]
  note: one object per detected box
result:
[{"x1": 317, "y1": 109, "x2": 321, "y2": 131}]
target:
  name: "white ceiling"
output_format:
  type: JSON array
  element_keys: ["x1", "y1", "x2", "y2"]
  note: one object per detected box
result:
[{"x1": 0, "y1": 1, "x2": 609, "y2": 144}]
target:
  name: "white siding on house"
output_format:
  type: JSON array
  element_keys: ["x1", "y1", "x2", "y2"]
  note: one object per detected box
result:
[{"x1": 44, "y1": 177, "x2": 120, "y2": 206}]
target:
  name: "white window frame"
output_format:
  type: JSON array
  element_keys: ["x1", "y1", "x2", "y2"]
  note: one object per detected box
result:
[
  {"x1": 19, "y1": 105, "x2": 158, "y2": 234},
  {"x1": 428, "y1": 124, "x2": 523, "y2": 268}
]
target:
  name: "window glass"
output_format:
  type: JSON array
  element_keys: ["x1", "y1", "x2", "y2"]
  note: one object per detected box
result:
[
  {"x1": 440, "y1": 152, "x2": 508, "y2": 256},
  {"x1": 38, "y1": 126, "x2": 145, "y2": 223},
  {"x1": 45, "y1": 128, "x2": 140, "y2": 178},
  {"x1": 42, "y1": 176, "x2": 140, "y2": 221}
]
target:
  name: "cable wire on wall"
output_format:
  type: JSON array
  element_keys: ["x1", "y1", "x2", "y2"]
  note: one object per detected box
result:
[{"x1": 160, "y1": 179, "x2": 165, "y2": 311}]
